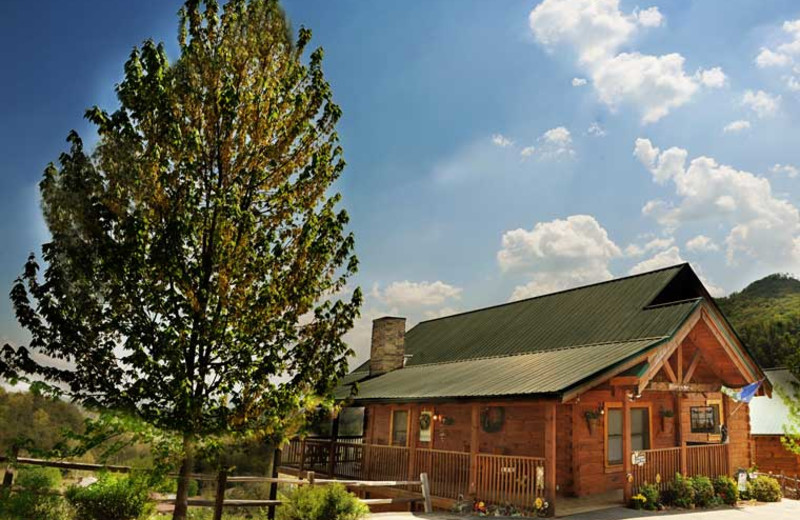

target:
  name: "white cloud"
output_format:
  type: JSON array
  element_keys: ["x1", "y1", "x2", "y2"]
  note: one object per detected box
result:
[
  {"x1": 625, "y1": 236, "x2": 674, "y2": 257},
  {"x1": 520, "y1": 146, "x2": 536, "y2": 158},
  {"x1": 372, "y1": 280, "x2": 462, "y2": 307},
  {"x1": 629, "y1": 246, "x2": 684, "y2": 274},
  {"x1": 492, "y1": 134, "x2": 513, "y2": 148},
  {"x1": 686, "y1": 235, "x2": 720, "y2": 252},
  {"x1": 423, "y1": 307, "x2": 459, "y2": 320},
  {"x1": 593, "y1": 52, "x2": 699, "y2": 123},
  {"x1": 756, "y1": 48, "x2": 791, "y2": 68},
  {"x1": 498, "y1": 214, "x2": 622, "y2": 299},
  {"x1": 587, "y1": 122, "x2": 606, "y2": 137},
  {"x1": 528, "y1": 0, "x2": 722, "y2": 123},
  {"x1": 771, "y1": 163, "x2": 799, "y2": 178},
  {"x1": 723, "y1": 120, "x2": 751, "y2": 133},
  {"x1": 742, "y1": 89, "x2": 781, "y2": 118},
  {"x1": 539, "y1": 126, "x2": 574, "y2": 158},
  {"x1": 634, "y1": 138, "x2": 800, "y2": 272},
  {"x1": 696, "y1": 67, "x2": 727, "y2": 88},
  {"x1": 636, "y1": 6, "x2": 664, "y2": 28},
  {"x1": 572, "y1": 77, "x2": 588, "y2": 87}
]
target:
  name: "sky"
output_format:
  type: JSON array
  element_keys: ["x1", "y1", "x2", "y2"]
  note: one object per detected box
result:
[{"x1": 0, "y1": 0, "x2": 798, "y2": 366}]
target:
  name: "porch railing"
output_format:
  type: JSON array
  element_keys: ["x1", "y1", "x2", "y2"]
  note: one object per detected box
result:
[
  {"x1": 632, "y1": 444, "x2": 730, "y2": 493},
  {"x1": 475, "y1": 453, "x2": 546, "y2": 507},
  {"x1": 686, "y1": 444, "x2": 728, "y2": 478},
  {"x1": 632, "y1": 447, "x2": 681, "y2": 493},
  {"x1": 413, "y1": 448, "x2": 470, "y2": 500},
  {"x1": 282, "y1": 439, "x2": 545, "y2": 508}
]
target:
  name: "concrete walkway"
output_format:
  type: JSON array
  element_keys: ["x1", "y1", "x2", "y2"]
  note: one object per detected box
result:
[{"x1": 368, "y1": 500, "x2": 800, "y2": 520}]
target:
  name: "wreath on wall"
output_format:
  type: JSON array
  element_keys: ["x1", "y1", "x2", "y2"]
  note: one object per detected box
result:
[
  {"x1": 481, "y1": 406, "x2": 505, "y2": 433},
  {"x1": 419, "y1": 413, "x2": 432, "y2": 431}
]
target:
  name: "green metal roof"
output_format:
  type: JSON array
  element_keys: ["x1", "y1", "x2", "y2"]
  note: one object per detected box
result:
[
  {"x1": 404, "y1": 265, "x2": 689, "y2": 366},
  {"x1": 346, "y1": 338, "x2": 667, "y2": 400},
  {"x1": 339, "y1": 264, "x2": 708, "y2": 401}
]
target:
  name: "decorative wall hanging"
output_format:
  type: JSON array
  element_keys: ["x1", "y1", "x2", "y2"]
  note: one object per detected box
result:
[
  {"x1": 419, "y1": 411, "x2": 433, "y2": 443},
  {"x1": 481, "y1": 406, "x2": 505, "y2": 433}
]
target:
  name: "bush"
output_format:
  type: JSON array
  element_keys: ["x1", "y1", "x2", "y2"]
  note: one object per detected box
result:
[
  {"x1": 0, "y1": 466, "x2": 71, "y2": 520},
  {"x1": 713, "y1": 475, "x2": 739, "y2": 505},
  {"x1": 690, "y1": 476, "x2": 715, "y2": 507},
  {"x1": 666, "y1": 473, "x2": 695, "y2": 508},
  {"x1": 638, "y1": 483, "x2": 660, "y2": 511},
  {"x1": 66, "y1": 473, "x2": 153, "y2": 520},
  {"x1": 746, "y1": 476, "x2": 782, "y2": 502},
  {"x1": 277, "y1": 483, "x2": 368, "y2": 520}
]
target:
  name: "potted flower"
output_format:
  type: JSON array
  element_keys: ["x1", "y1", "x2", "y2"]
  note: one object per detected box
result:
[
  {"x1": 660, "y1": 408, "x2": 674, "y2": 431},
  {"x1": 533, "y1": 497, "x2": 550, "y2": 517},
  {"x1": 584, "y1": 410, "x2": 601, "y2": 435},
  {"x1": 630, "y1": 493, "x2": 647, "y2": 510}
]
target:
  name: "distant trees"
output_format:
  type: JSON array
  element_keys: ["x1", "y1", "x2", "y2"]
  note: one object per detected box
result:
[
  {"x1": 0, "y1": 388, "x2": 85, "y2": 456},
  {"x1": 0, "y1": 1, "x2": 360, "y2": 519}
]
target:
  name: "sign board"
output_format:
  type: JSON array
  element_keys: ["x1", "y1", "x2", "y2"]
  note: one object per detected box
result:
[
  {"x1": 737, "y1": 471, "x2": 748, "y2": 492},
  {"x1": 632, "y1": 451, "x2": 646, "y2": 466}
]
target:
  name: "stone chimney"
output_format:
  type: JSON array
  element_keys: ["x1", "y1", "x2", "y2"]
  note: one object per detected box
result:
[{"x1": 369, "y1": 317, "x2": 406, "y2": 376}]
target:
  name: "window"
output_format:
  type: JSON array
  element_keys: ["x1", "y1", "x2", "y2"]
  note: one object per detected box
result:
[
  {"x1": 607, "y1": 409, "x2": 623, "y2": 465},
  {"x1": 606, "y1": 405, "x2": 651, "y2": 466},
  {"x1": 631, "y1": 408, "x2": 651, "y2": 451},
  {"x1": 690, "y1": 404, "x2": 721, "y2": 434},
  {"x1": 391, "y1": 410, "x2": 409, "y2": 446}
]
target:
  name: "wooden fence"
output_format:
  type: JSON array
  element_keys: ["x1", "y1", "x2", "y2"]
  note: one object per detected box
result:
[
  {"x1": 0, "y1": 455, "x2": 432, "y2": 519},
  {"x1": 754, "y1": 471, "x2": 800, "y2": 500},
  {"x1": 413, "y1": 448, "x2": 469, "y2": 500}
]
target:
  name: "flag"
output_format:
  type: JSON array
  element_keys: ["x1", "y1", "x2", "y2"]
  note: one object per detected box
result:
[{"x1": 734, "y1": 380, "x2": 763, "y2": 403}]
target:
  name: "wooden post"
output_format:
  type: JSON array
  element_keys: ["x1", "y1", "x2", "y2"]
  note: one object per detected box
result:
[
  {"x1": 268, "y1": 448, "x2": 282, "y2": 520},
  {"x1": 622, "y1": 393, "x2": 632, "y2": 504},
  {"x1": 723, "y1": 395, "x2": 734, "y2": 475},
  {"x1": 780, "y1": 471, "x2": 786, "y2": 496},
  {"x1": 469, "y1": 403, "x2": 479, "y2": 496},
  {"x1": 299, "y1": 438, "x2": 306, "y2": 473},
  {"x1": 307, "y1": 470, "x2": 315, "y2": 486},
  {"x1": 677, "y1": 393, "x2": 687, "y2": 475},
  {"x1": 1, "y1": 446, "x2": 18, "y2": 490},
  {"x1": 544, "y1": 401, "x2": 557, "y2": 518},
  {"x1": 328, "y1": 414, "x2": 340, "y2": 477},
  {"x1": 212, "y1": 469, "x2": 228, "y2": 520},
  {"x1": 407, "y1": 404, "x2": 419, "y2": 481},
  {"x1": 420, "y1": 472, "x2": 433, "y2": 513}
]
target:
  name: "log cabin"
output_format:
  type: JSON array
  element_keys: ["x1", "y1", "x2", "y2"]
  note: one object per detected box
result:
[
  {"x1": 750, "y1": 368, "x2": 800, "y2": 476},
  {"x1": 282, "y1": 263, "x2": 770, "y2": 515}
]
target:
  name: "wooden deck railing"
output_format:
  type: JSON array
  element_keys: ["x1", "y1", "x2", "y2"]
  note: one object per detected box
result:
[
  {"x1": 632, "y1": 444, "x2": 731, "y2": 493},
  {"x1": 686, "y1": 444, "x2": 728, "y2": 478},
  {"x1": 413, "y1": 448, "x2": 470, "y2": 500},
  {"x1": 475, "y1": 453, "x2": 546, "y2": 508},
  {"x1": 632, "y1": 447, "x2": 681, "y2": 493}
]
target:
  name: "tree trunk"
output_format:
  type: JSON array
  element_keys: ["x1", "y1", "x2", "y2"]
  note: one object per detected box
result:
[{"x1": 173, "y1": 435, "x2": 195, "y2": 520}]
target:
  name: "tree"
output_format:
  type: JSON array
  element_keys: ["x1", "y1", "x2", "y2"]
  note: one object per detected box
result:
[{"x1": 0, "y1": 1, "x2": 361, "y2": 518}]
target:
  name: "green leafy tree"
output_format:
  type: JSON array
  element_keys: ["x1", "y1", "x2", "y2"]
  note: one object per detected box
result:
[{"x1": 0, "y1": 1, "x2": 361, "y2": 518}]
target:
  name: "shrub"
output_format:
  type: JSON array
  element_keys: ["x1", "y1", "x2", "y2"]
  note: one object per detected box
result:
[
  {"x1": 0, "y1": 466, "x2": 71, "y2": 520},
  {"x1": 713, "y1": 475, "x2": 739, "y2": 505},
  {"x1": 690, "y1": 476, "x2": 715, "y2": 507},
  {"x1": 66, "y1": 473, "x2": 153, "y2": 520},
  {"x1": 277, "y1": 483, "x2": 368, "y2": 520},
  {"x1": 666, "y1": 473, "x2": 695, "y2": 508},
  {"x1": 746, "y1": 476, "x2": 782, "y2": 502},
  {"x1": 638, "y1": 483, "x2": 660, "y2": 511}
]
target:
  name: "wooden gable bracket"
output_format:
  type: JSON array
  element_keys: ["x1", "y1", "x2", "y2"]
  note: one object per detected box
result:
[
  {"x1": 636, "y1": 308, "x2": 702, "y2": 395},
  {"x1": 683, "y1": 348, "x2": 702, "y2": 383}
]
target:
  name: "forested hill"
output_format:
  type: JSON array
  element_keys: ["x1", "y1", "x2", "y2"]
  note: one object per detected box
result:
[{"x1": 716, "y1": 273, "x2": 800, "y2": 369}]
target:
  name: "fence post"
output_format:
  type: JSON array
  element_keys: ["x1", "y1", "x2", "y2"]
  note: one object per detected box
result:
[
  {"x1": 299, "y1": 439, "x2": 306, "y2": 473},
  {"x1": 420, "y1": 472, "x2": 432, "y2": 513},
  {"x1": 212, "y1": 469, "x2": 228, "y2": 520},
  {"x1": 268, "y1": 447, "x2": 282, "y2": 520},
  {"x1": 307, "y1": 470, "x2": 315, "y2": 486},
  {"x1": 1, "y1": 446, "x2": 19, "y2": 490},
  {"x1": 780, "y1": 471, "x2": 785, "y2": 496}
]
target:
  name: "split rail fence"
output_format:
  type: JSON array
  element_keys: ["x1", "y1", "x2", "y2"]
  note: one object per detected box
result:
[{"x1": 0, "y1": 455, "x2": 432, "y2": 520}]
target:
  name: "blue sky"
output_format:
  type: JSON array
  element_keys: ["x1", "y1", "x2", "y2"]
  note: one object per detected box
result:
[{"x1": 0, "y1": 1, "x2": 798, "y2": 363}]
